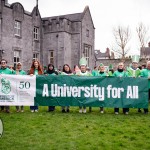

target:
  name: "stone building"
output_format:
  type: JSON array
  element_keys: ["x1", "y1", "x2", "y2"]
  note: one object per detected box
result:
[
  {"x1": 95, "y1": 48, "x2": 114, "y2": 60},
  {"x1": 0, "y1": 0, "x2": 95, "y2": 71},
  {"x1": 140, "y1": 42, "x2": 150, "y2": 60}
]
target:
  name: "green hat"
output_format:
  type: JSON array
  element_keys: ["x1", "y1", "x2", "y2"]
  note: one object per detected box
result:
[
  {"x1": 132, "y1": 55, "x2": 139, "y2": 63},
  {"x1": 109, "y1": 64, "x2": 113, "y2": 69},
  {"x1": 99, "y1": 63, "x2": 104, "y2": 67},
  {"x1": 79, "y1": 57, "x2": 87, "y2": 66}
]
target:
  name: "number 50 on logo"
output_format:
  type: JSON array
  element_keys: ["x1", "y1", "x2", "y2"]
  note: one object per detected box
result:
[{"x1": 19, "y1": 81, "x2": 31, "y2": 89}]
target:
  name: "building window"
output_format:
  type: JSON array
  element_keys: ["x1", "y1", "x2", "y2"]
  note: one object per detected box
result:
[
  {"x1": 86, "y1": 29, "x2": 89, "y2": 37},
  {"x1": 14, "y1": 50, "x2": 20, "y2": 68},
  {"x1": 49, "y1": 51, "x2": 54, "y2": 64},
  {"x1": 34, "y1": 27, "x2": 39, "y2": 40},
  {"x1": 14, "y1": 21, "x2": 21, "y2": 36},
  {"x1": 33, "y1": 53, "x2": 39, "y2": 60},
  {"x1": 84, "y1": 45, "x2": 91, "y2": 67}
]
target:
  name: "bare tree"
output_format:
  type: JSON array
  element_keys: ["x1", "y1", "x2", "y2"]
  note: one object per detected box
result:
[
  {"x1": 112, "y1": 26, "x2": 131, "y2": 60},
  {"x1": 136, "y1": 22, "x2": 149, "y2": 60}
]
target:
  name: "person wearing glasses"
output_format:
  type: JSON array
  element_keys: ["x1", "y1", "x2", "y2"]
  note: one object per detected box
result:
[{"x1": 0, "y1": 59, "x2": 14, "y2": 113}]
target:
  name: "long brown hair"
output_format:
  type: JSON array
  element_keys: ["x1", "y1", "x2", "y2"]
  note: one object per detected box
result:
[{"x1": 29, "y1": 60, "x2": 43, "y2": 75}]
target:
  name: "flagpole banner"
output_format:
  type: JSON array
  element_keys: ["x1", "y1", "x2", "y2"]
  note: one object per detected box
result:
[
  {"x1": 35, "y1": 75, "x2": 149, "y2": 108},
  {"x1": 0, "y1": 75, "x2": 36, "y2": 106}
]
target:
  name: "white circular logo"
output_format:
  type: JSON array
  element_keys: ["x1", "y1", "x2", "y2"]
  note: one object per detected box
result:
[{"x1": 0, "y1": 119, "x2": 3, "y2": 137}]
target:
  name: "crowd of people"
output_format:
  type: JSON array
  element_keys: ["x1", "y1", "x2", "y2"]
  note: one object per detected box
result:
[{"x1": 0, "y1": 55, "x2": 149, "y2": 114}]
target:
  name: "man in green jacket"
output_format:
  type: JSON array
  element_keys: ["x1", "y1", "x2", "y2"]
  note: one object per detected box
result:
[
  {"x1": 140, "y1": 61, "x2": 150, "y2": 114},
  {"x1": 0, "y1": 59, "x2": 13, "y2": 113},
  {"x1": 113, "y1": 62, "x2": 129, "y2": 115},
  {"x1": 95, "y1": 63, "x2": 107, "y2": 113}
]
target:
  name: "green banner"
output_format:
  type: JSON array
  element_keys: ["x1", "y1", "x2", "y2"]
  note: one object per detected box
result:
[{"x1": 35, "y1": 76, "x2": 149, "y2": 108}]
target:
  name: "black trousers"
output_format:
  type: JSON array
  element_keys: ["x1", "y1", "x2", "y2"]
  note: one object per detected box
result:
[{"x1": 114, "y1": 108, "x2": 129, "y2": 113}]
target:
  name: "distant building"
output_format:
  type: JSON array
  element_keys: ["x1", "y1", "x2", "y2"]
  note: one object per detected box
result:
[
  {"x1": 0, "y1": 0, "x2": 95, "y2": 70},
  {"x1": 140, "y1": 42, "x2": 150, "y2": 60},
  {"x1": 94, "y1": 48, "x2": 114, "y2": 60}
]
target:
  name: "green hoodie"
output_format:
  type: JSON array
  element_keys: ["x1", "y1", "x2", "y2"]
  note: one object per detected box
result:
[{"x1": 0, "y1": 67, "x2": 13, "y2": 74}]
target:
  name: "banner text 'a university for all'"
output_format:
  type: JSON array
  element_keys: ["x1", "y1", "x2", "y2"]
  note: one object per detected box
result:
[{"x1": 0, "y1": 75, "x2": 148, "y2": 108}]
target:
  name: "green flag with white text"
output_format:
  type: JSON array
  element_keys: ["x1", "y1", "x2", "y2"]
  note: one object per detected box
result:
[{"x1": 35, "y1": 75, "x2": 148, "y2": 108}]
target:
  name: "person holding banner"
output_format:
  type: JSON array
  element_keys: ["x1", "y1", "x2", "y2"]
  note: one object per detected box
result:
[
  {"x1": 76, "y1": 57, "x2": 92, "y2": 113},
  {"x1": 140, "y1": 61, "x2": 150, "y2": 114},
  {"x1": 46, "y1": 64, "x2": 58, "y2": 112},
  {"x1": 73, "y1": 65, "x2": 80, "y2": 75},
  {"x1": 61, "y1": 64, "x2": 73, "y2": 113},
  {"x1": 29, "y1": 60, "x2": 43, "y2": 112},
  {"x1": 92, "y1": 66, "x2": 98, "y2": 76},
  {"x1": 95, "y1": 63, "x2": 108, "y2": 113},
  {"x1": 15, "y1": 62, "x2": 26, "y2": 112},
  {"x1": 0, "y1": 59, "x2": 14, "y2": 113},
  {"x1": 113, "y1": 62, "x2": 129, "y2": 115},
  {"x1": 127, "y1": 55, "x2": 141, "y2": 78},
  {"x1": 127, "y1": 55, "x2": 141, "y2": 113}
]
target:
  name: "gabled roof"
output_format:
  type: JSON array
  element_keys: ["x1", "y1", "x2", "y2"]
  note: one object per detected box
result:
[
  {"x1": 42, "y1": 5, "x2": 94, "y2": 28},
  {"x1": 81, "y1": 6, "x2": 95, "y2": 29},
  {"x1": 31, "y1": 6, "x2": 42, "y2": 18},
  {"x1": 94, "y1": 50, "x2": 110, "y2": 60},
  {"x1": 42, "y1": 13, "x2": 82, "y2": 22}
]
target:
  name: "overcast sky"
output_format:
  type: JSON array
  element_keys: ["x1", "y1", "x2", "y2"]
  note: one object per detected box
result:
[{"x1": 8, "y1": 0, "x2": 150, "y2": 55}]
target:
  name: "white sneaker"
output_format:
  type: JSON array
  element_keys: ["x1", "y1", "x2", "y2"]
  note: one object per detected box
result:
[
  {"x1": 115, "y1": 112, "x2": 119, "y2": 115},
  {"x1": 83, "y1": 109, "x2": 86, "y2": 114},
  {"x1": 21, "y1": 110, "x2": 24, "y2": 112},
  {"x1": 35, "y1": 110, "x2": 38, "y2": 112},
  {"x1": 100, "y1": 111, "x2": 104, "y2": 114},
  {"x1": 125, "y1": 112, "x2": 128, "y2": 115},
  {"x1": 79, "y1": 109, "x2": 82, "y2": 113},
  {"x1": 31, "y1": 110, "x2": 34, "y2": 113}
]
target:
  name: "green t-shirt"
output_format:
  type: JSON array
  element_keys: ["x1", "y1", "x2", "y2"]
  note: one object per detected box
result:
[
  {"x1": 95, "y1": 71, "x2": 107, "y2": 77},
  {"x1": 92, "y1": 70, "x2": 98, "y2": 76},
  {"x1": 0, "y1": 67, "x2": 13, "y2": 74},
  {"x1": 113, "y1": 70, "x2": 128, "y2": 77},
  {"x1": 108, "y1": 71, "x2": 113, "y2": 76},
  {"x1": 34, "y1": 69, "x2": 39, "y2": 75},
  {"x1": 141, "y1": 69, "x2": 150, "y2": 88},
  {"x1": 15, "y1": 70, "x2": 26, "y2": 75}
]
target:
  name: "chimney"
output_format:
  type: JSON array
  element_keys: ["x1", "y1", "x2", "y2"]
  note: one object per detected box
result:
[{"x1": 106, "y1": 48, "x2": 110, "y2": 53}]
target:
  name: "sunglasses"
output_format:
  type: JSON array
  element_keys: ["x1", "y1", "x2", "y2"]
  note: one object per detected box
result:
[{"x1": 1, "y1": 62, "x2": 6, "y2": 64}]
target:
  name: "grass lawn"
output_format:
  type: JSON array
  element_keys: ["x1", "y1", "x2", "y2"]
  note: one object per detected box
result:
[{"x1": 0, "y1": 106, "x2": 150, "y2": 150}]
